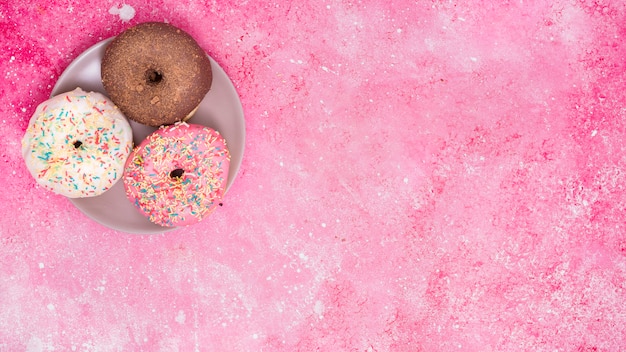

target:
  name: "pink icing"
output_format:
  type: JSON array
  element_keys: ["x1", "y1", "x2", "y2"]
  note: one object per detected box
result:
[{"x1": 123, "y1": 122, "x2": 230, "y2": 227}]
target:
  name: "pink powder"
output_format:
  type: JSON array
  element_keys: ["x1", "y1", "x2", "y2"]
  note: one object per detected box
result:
[{"x1": 1, "y1": 0, "x2": 625, "y2": 350}]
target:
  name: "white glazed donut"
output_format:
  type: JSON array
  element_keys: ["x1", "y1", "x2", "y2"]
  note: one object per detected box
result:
[{"x1": 22, "y1": 88, "x2": 133, "y2": 198}]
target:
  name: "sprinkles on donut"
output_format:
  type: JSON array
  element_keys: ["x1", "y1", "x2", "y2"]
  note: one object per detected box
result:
[
  {"x1": 21, "y1": 88, "x2": 133, "y2": 198},
  {"x1": 123, "y1": 122, "x2": 230, "y2": 227}
]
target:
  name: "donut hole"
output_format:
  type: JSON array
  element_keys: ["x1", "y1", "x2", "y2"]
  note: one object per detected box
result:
[
  {"x1": 73, "y1": 140, "x2": 83, "y2": 149},
  {"x1": 145, "y1": 69, "x2": 163, "y2": 85},
  {"x1": 169, "y1": 168, "x2": 185, "y2": 179}
]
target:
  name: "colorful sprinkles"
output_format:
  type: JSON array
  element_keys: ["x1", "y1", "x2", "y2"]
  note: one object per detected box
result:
[
  {"x1": 123, "y1": 122, "x2": 230, "y2": 227},
  {"x1": 21, "y1": 88, "x2": 133, "y2": 198}
]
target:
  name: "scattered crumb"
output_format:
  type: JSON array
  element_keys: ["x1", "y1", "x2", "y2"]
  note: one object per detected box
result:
[{"x1": 109, "y1": 4, "x2": 136, "y2": 22}]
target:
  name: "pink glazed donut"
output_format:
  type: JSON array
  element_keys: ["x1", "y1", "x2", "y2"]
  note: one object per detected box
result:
[{"x1": 123, "y1": 122, "x2": 230, "y2": 227}]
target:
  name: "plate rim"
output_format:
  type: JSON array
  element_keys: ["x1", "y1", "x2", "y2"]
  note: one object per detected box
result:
[{"x1": 49, "y1": 37, "x2": 245, "y2": 234}]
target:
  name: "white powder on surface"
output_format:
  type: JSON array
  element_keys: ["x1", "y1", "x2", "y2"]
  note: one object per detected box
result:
[
  {"x1": 109, "y1": 4, "x2": 136, "y2": 22},
  {"x1": 26, "y1": 337, "x2": 43, "y2": 352},
  {"x1": 313, "y1": 300, "x2": 325, "y2": 318},
  {"x1": 175, "y1": 310, "x2": 186, "y2": 324}
]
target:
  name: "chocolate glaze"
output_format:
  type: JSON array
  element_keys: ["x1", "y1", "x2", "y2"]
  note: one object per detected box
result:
[{"x1": 101, "y1": 22, "x2": 212, "y2": 127}]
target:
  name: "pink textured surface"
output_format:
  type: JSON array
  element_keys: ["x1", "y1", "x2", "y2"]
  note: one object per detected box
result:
[{"x1": 1, "y1": 0, "x2": 626, "y2": 351}]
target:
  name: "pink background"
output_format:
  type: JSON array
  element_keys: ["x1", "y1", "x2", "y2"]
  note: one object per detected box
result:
[{"x1": 2, "y1": 0, "x2": 626, "y2": 351}]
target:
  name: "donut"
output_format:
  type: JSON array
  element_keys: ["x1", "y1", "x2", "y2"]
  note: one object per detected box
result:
[
  {"x1": 101, "y1": 22, "x2": 213, "y2": 127},
  {"x1": 21, "y1": 88, "x2": 133, "y2": 198},
  {"x1": 123, "y1": 122, "x2": 230, "y2": 227}
]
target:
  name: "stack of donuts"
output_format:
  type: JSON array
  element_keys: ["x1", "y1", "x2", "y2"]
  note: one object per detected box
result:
[{"x1": 21, "y1": 22, "x2": 230, "y2": 228}]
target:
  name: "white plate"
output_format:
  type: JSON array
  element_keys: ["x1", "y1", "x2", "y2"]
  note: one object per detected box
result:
[{"x1": 51, "y1": 38, "x2": 245, "y2": 234}]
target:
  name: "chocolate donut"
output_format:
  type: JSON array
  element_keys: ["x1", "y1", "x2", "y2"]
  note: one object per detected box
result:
[{"x1": 101, "y1": 22, "x2": 212, "y2": 127}]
